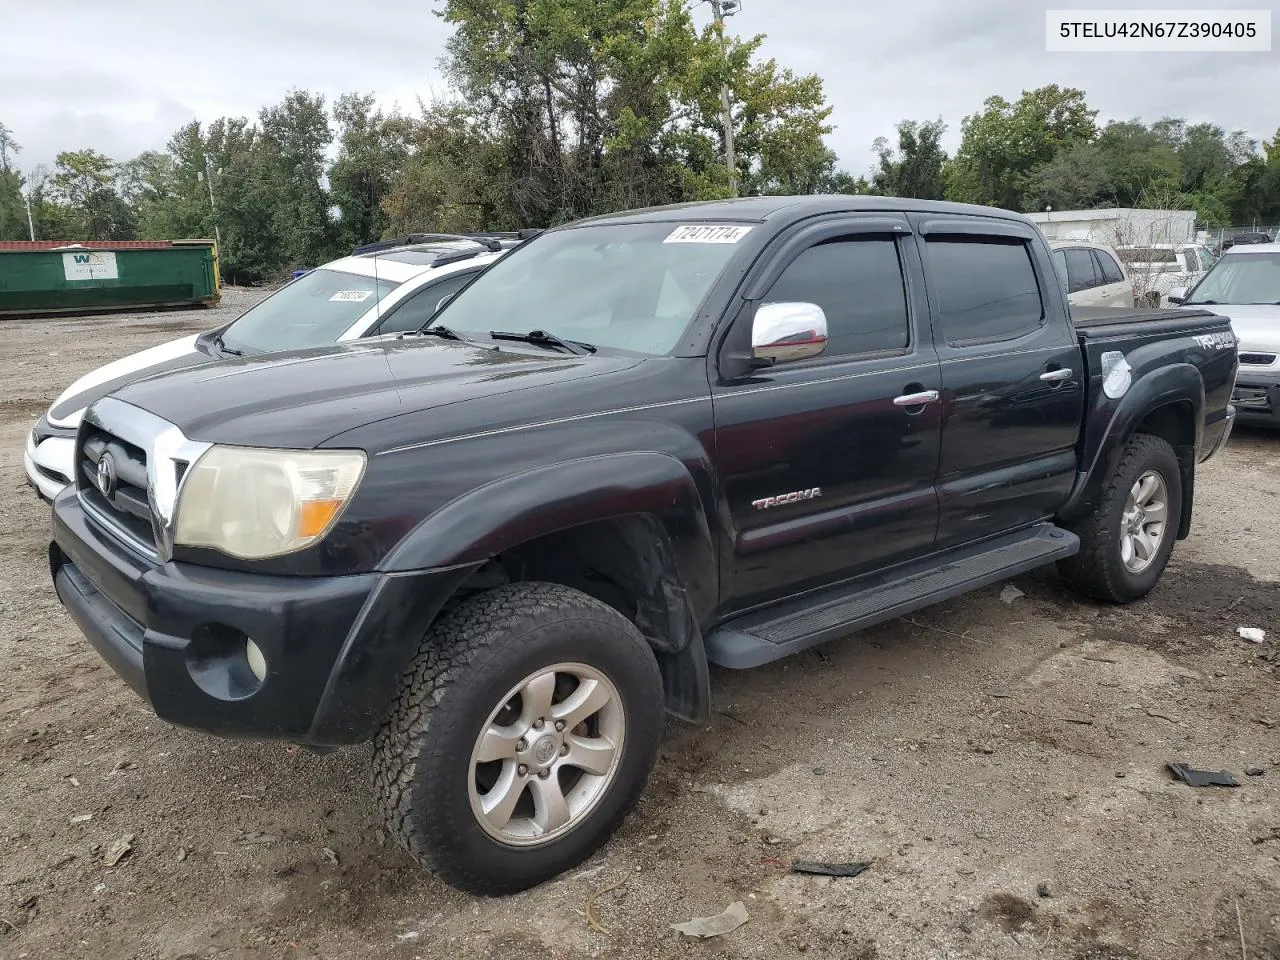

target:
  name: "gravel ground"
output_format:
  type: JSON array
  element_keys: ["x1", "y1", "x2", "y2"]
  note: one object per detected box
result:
[{"x1": 1, "y1": 295, "x2": 1278, "y2": 960}]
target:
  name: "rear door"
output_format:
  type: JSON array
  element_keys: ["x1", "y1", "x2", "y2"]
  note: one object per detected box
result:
[
  {"x1": 913, "y1": 216, "x2": 1084, "y2": 549},
  {"x1": 712, "y1": 215, "x2": 942, "y2": 613},
  {"x1": 1091, "y1": 247, "x2": 1134, "y2": 307},
  {"x1": 1059, "y1": 246, "x2": 1105, "y2": 305}
]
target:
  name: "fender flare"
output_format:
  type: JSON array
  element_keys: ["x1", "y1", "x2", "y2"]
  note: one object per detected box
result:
[
  {"x1": 379, "y1": 452, "x2": 718, "y2": 721},
  {"x1": 1062, "y1": 363, "x2": 1204, "y2": 537}
]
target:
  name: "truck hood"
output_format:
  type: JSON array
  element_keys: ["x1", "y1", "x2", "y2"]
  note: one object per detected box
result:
[
  {"x1": 109, "y1": 337, "x2": 642, "y2": 449},
  {"x1": 1193, "y1": 304, "x2": 1280, "y2": 352},
  {"x1": 48, "y1": 333, "x2": 214, "y2": 427}
]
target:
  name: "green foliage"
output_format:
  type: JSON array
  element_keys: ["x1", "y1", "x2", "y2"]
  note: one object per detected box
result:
[
  {"x1": 0, "y1": 168, "x2": 28, "y2": 240},
  {"x1": 871, "y1": 119, "x2": 947, "y2": 199},
  {"x1": 945, "y1": 85, "x2": 1097, "y2": 210}
]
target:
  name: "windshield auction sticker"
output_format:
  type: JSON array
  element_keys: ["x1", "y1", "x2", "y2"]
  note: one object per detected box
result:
[
  {"x1": 329, "y1": 290, "x2": 374, "y2": 302},
  {"x1": 664, "y1": 225, "x2": 753, "y2": 244}
]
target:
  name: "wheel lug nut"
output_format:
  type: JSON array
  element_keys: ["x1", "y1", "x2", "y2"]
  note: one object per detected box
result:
[
  {"x1": 534, "y1": 719, "x2": 545, "y2": 730},
  {"x1": 538, "y1": 769, "x2": 550, "y2": 779},
  {"x1": 560, "y1": 744, "x2": 569, "y2": 757},
  {"x1": 554, "y1": 720, "x2": 565, "y2": 732},
  {"x1": 517, "y1": 764, "x2": 529, "y2": 776},
  {"x1": 516, "y1": 739, "x2": 527, "y2": 752}
]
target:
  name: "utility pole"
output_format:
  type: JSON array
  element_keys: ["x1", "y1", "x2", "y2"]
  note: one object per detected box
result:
[
  {"x1": 200, "y1": 155, "x2": 223, "y2": 253},
  {"x1": 709, "y1": 0, "x2": 740, "y2": 197},
  {"x1": 23, "y1": 191, "x2": 34, "y2": 240}
]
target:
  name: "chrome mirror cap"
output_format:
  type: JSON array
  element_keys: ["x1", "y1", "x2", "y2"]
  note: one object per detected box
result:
[{"x1": 751, "y1": 301, "x2": 828, "y2": 365}]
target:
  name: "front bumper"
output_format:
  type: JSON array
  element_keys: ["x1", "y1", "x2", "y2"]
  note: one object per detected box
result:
[
  {"x1": 51, "y1": 491, "x2": 478, "y2": 745},
  {"x1": 1232, "y1": 370, "x2": 1280, "y2": 426}
]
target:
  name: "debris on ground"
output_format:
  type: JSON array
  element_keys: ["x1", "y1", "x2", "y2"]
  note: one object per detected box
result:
[
  {"x1": 176, "y1": 847, "x2": 188, "y2": 862},
  {"x1": 790, "y1": 860, "x2": 871, "y2": 878},
  {"x1": 68, "y1": 814, "x2": 93, "y2": 824},
  {"x1": 103, "y1": 833, "x2": 135, "y2": 867},
  {"x1": 1245, "y1": 767, "x2": 1265, "y2": 777},
  {"x1": 1000, "y1": 585, "x2": 1025, "y2": 603},
  {"x1": 670, "y1": 901, "x2": 750, "y2": 939},
  {"x1": 1237, "y1": 627, "x2": 1266, "y2": 643},
  {"x1": 585, "y1": 873, "x2": 630, "y2": 935},
  {"x1": 1036, "y1": 881, "x2": 1053, "y2": 898},
  {"x1": 320, "y1": 847, "x2": 339, "y2": 866},
  {"x1": 1167, "y1": 763, "x2": 1240, "y2": 788}
]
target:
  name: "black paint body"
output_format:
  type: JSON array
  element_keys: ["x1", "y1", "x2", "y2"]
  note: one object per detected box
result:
[{"x1": 49, "y1": 196, "x2": 1239, "y2": 744}]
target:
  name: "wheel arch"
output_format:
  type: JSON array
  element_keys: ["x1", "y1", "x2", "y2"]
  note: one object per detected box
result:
[
  {"x1": 1061, "y1": 364, "x2": 1203, "y2": 540},
  {"x1": 380, "y1": 453, "x2": 718, "y2": 723}
]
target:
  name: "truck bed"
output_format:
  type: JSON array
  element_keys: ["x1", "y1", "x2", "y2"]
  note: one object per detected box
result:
[{"x1": 1070, "y1": 305, "x2": 1225, "y2": 337}]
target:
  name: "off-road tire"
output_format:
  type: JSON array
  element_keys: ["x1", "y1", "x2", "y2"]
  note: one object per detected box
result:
[
  {"x1": 1058, "y1": 433, "x2": 1182, "y2": 604},
  {"x1": 372, "y1": 582, "x2": 663, "y2": 895}
]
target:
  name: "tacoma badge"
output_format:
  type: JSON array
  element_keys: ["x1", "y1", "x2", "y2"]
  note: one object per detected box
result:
[{"x1": 752, "y1": 488, "x2": 822, "y2": 510}]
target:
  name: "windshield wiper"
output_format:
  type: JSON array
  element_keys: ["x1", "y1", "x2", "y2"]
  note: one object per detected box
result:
[
  {"x1": 212, "y1": 334, "x2": 244, "y2": 357},
  {"x1": 489, "y1": 329, "x2": 595, "y2": 355},
  {"x1": 406, "y1": 324, "x2": 472, "y2": 343}
]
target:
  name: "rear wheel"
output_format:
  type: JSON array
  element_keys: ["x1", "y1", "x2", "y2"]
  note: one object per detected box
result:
[
  {"x1": 1059, "y1": 434, "x2": 1182, "y2": 603},
  {"x1": 373, "y1": 582, "x2": 663, "y2": 895}
]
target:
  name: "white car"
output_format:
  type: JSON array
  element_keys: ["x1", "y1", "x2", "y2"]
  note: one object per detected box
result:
[
  {"x1": 1049, "y1": 240, "x2": 1135, "y2": 308},
  {"x1": 1117, "y1": 242, "x2": 1216, "y2": 307},
  {"x1": 1169, "y1": 242, "x2": 1280, "y2": 427},
  {"x1": 25, "y1": 237, "x2": 514, "y2": 500}
]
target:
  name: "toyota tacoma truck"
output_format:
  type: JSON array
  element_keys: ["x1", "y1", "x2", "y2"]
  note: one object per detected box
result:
[{"x1": 49, "y1": 196, "x2": 1238, "y2": 895}]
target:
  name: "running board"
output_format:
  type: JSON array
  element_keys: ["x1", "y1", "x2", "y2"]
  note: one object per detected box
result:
[{"x1": 705, "y1": 523, "x2": 1079, "y2": 669}]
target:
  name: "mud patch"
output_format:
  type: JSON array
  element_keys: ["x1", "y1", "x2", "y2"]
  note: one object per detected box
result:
[
  {"x1": 0, "y1": 398, "x2": 48, "y2": 422},
  {"x1": 980, "y1": 891, "x2": 1037, "y2": 932}
]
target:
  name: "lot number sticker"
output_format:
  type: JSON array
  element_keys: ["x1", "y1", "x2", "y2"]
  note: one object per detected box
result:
[
  {"x1": 62, "y1": 251, "x2": 118, "y2": 281},
  {"x1": 329, "y1": 290, "x2": 374, "y2": 302},
  {"x1": 664, "y1": 225, "x2": 753, "y2": 244}
]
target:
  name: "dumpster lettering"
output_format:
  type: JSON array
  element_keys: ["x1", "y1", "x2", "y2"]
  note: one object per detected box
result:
[{"x1": 63, "y1": 251, "x2": 119, "y2": 281}]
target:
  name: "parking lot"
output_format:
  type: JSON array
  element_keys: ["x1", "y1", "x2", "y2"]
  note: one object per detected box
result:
[{"x1": 1, "y1": 298, "x2": 1278, "y2": 960}]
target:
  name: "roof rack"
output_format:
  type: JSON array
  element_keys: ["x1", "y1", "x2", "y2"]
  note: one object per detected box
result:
[{"x1": 352, "y1": 230, "x2": 543, "y2": 256}]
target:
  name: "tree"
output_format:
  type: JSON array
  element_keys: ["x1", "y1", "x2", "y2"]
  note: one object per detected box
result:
[
  {"x1": 946, "y1": 85, "x2": 1096, "y2": 210},
  {"x1": 0, "y1": 122, "x2": 20, "y2": 173},
  {"x1": 871, "y1": 119, "x2": 947, "y2": 199},
  {"x1": 48, "y1": 149, "x2": 136, "y2": 239},
  {"x1": 0, "y1": 168, "x2": 27, "y2": 240},
  {"x1": 330, "y1": 93, "x2": 412, "y2": 249},
  {"x1": 258, "y1": 90, "x2": 335, "y2": 266}
]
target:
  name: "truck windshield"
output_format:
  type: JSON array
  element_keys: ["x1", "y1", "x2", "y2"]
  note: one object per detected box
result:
[
  {"x1": 432, "y1": 221, "x2": 749, "y2": 354},
  {"x1": 218, "y1": 268, "x2": 400, "y2": 354},
  {"x1": 1184, "y1": 252, "x2": 1280, "y2": 306}
]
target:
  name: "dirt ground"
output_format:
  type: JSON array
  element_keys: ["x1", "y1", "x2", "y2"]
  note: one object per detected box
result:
[{"x1": 1, "y1": 294, "x2": 1277, "y2": 960}]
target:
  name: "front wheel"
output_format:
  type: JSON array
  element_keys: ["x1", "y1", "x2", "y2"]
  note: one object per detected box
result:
[
  {"x1": 1058, "y1": 434, "x2": 1182, "y2": 603},
  {"x1": 373, "y1": 582, "x2": 664, "y2": 895}
]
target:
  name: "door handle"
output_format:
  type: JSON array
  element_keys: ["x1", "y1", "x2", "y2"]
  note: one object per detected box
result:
[
  {"x1": 893, "y1": 390, "x2": 940, "y2": 407},
  {"x1": 1040, "y1": 368, "x2": 1073, "y2": 383}
]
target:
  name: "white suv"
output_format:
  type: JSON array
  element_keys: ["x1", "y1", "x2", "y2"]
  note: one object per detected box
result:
[
  {"x1": 25, "y1": 236, "x2": 519, "y2": 500},
  {"x1": 1050, "y1": 240, "x2": 1135, "y2": 308}
]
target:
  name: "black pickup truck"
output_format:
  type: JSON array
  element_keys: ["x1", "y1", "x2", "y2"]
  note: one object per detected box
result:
[{"x1": 49, "y1": 196, "x2": 1237, "y2": 894}]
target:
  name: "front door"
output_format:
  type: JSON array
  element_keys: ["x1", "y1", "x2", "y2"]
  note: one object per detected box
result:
[
  {"x1": 712, "y1": 215, "x2": 942, "y2": 615},
  {"x1": 913, "y1": 216, "x2": 1084, "y2": 549}
]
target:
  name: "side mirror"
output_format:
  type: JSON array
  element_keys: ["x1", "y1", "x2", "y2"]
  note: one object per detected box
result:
[
  {"x1": 751, "y1": 302, "x2": 828, "y2": 366},
  {"x1": 1166, "y1": 286, "x2": 1187, "y2": 305}
]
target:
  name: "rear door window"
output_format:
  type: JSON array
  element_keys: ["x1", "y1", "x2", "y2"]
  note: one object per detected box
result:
[
  {"x1": 926, "y1": 237, "x2": 1045, "y2": 344},
  {"x1": 1093, "y1": 249, "x2": 1125, "y2": 284}
]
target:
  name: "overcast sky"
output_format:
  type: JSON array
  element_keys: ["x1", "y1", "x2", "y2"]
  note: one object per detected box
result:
[{"x1": 2, "y1": 0, "x2": 1276, "y2": 177}]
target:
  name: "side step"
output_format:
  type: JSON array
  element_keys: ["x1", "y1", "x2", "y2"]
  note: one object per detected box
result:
[{"x1": 705, "y1": 523, "x2": 1079, "y2": 669}]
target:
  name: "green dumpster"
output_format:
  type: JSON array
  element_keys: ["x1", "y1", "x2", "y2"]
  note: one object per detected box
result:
[{"x1": 0, "y1": 240, "x2": 221, "y2": 317}]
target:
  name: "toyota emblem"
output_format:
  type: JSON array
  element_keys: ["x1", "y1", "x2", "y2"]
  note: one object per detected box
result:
[{"x1": 96, "y1": 453, "x2": 118, "y2": 499}]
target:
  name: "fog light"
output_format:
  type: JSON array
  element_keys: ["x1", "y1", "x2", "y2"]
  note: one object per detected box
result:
[{"x1": 245, "y1": 638, "x2": 268, "y2": 682}]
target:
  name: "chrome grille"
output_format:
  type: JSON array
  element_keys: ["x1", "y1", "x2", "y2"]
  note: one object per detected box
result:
[{"x1": 78, "y1": 426, "x2": 157, "y2": 552}]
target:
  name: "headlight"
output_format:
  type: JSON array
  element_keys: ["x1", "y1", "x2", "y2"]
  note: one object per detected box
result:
[{"x1": 174, "y1": 447, "x2": 366, "y2": 559}]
